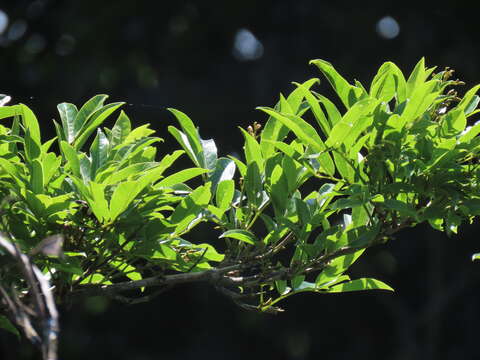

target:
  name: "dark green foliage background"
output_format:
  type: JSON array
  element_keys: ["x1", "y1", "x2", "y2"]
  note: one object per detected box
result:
[{"x1": 1, "y1": 1, "x2": 480, "y2": 359}]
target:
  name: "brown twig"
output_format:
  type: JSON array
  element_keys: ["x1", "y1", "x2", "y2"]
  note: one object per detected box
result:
[{"x1": 0, "y1": 232, "x2": 59, "y2": 360}]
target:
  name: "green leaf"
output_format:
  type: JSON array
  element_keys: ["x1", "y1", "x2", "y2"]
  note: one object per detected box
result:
[
  {"x1": 286, "y1": 78, "x2": 319, "y2": 113},
  {"x1": 464, "y1": 95, "x2": 480, "y2": 115},
  {"x1": 74, "y1": 94, "x2": 108, "y2": 137},
  {"x1": 370, "y1": 62, "x2": 398, "y2": 103},
  {"x1": 60, "y1": 141, "x2": 81, "y2": 178},
  {"x1": 260, "y1": 79, "x2": 318, "y2": 159},
  {"x1": 327, "y1": 278, "x2": 394, "y2": 293},
  {"x1": 110, "y1": 110, "x2": 131, "y2": 147},
  {"x1": 53, "y1": 120, "x2": 67, "y2": 143},
  {"x1": 123, "y1": 124, "x2": 156, "y2": 143},
  {"x1": 0, "y1": 315, "x2": 19, "y2": 338},
  {"x1": 216, "y1": 179, "x2": 235, "y2": 210},
  {"x1": 169, "y1": 184, "x2": 211, "y2": 234},
  {"x1": 228, "y1": 155, "x2": 247, "y2": 177},
  {"x1": 193, "y1": 243, "x2": 225, "y2": 262},
  {"x1": 325, "y1": 98, "x2": 378, "y2": 148},
  {"x1": 79, "y1": 273, "x2": 111, "y2": 285},
  {"x1": 258, "y1": 107, "x2": 335, "y2": 175},
  {"x1": 383, "y1": 199, "x2": 418, "y2": 219},
  {"x1": 75, "y1": 102, "x2": 124, "y2": 150},
  {"x1": 440, "y1": 108, "x2": 466, "y2": 137},
  {"x1": 310, "y1": 59, "x2": 364, "y2": 109},
  {"x1": 275, "y1": 279, "x2": 290, "y2": 295},
  {"x1": 457, "y1": 85, "x2": 480, "y2": 113},
  {"x1": 167, "y1": 108, "x2": 204, "y2": 167},
  {"x1": 313, "y1": 92, "x2": 342, "y2": 127},
  {"x1": 219, "y1": 229, "x2": 257, "y2": 245},
  {"x1": 90, "y1": 129, "x2": 109, "y2": 178},
  {"x1": 24, "y1": 127, "x2": 41, "y2": 162},
  {"x1": 0, "y1": 105, "x2": 20, "y2": 120},
  {"x1": 291, "y1": 275, "x2": 306, "y2": 290},
  {"x1": 201, "y1": 138, "x2": 217, "y2": 171},
  {"x1": 168, "y1": 126, "x2": 200, "y2": 167},
  {"x1": 316, "y1": 249, "x2": 365, "y2": 286},
  {"x1": 269, "y1": 164, "x2": 289, "y2": 215},
  {"x1": 100, "y1": 162, "x2": 158, "y2": 185},
  {"x1": 244, "y1": 161, "x2": 263, "y2": 208},
  {"x1": 209, "y1": 157, "x2": 236, "y2": 191},
  {"x1": 0, "y1": 157, "x2": 25, "y2": 188},
  {"x1": 18, "y1": 104, "x2": 41, "y2": 148},
  {"x1": 406, "y1": 58, "x2": 426, "y2": 98},
  {"x1": 293, "y1": 80, "x2": 331, "y2": 135},
  {"x1": 109, "y1": 181, "x2": 140, "y2": 222},
  {"x1": 79, "y1": 154, "x2": 92, "y2": 183},
  {"x1": 57, "y1": 102, "x2": 78, "y2": 144},
  {"x1": 29, "y1": 158, "x2": 44, "y2": 194},
  {"x1": 156, "y1": 168, "x2": 208, "y2": 188},
  {"x1": 401, "y1": 80, "x2": 440, "y2": 124},
  {"x1": 89, "y1": 182, "x2": 110, "y2": 222},
  {"x1": 258, "y1": 108, "x2": 324, "y2": 153},
  {"x1": 240, "y1": 128, "x2": 264, "y2": 169},
  {"x1": 42, "y1": 152, "x2": 61, "y2": 186}
]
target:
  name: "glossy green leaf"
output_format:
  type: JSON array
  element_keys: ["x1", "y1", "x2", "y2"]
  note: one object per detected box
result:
[
  {"x1": 90, "y1": 129, "x2": 109, "y2": 178},
  {"x1": 370, "y1": 62, "x2": 397, "y2": 102},
  {"x1": 123, "y1": 124, "x2": 156, "y2": 143},
  {"x1": 327, "y1": 278, "x2": 393, "y2": 293},
  {"x1": 169, "y1": 184, "x2": 211, "y2": 233},
  {"x1": 109, "y1": 181, "x2": 140, "y2": 222},
  {"x1": 42, "y1": 152, "x2": 61, "y2": 186},
  {"x1": 228, "y1": 155, "x2": 247, "y2": 177},
  {"x1": 57, "y1": 102, "x2": 78, "y2": 144},
  {"x1": 401, "y1": 80, "x2": 440, "y2": 124},
  {"x1": 240, "y1": 128, "x2": 264, "y2": 169},
  {"x1": 260, "y1": 79, "x2": 318, "y2": 159},
  {"x1": 89, "y1": 182, "x2": 110, "y2": 222},
  {"x1": 286, "y1": 78, "x2": 319, "y2": 113},
  {"x1": 441, "y1": 108, "x2": 466, "y2": 137},
  {"x1": 406, "y1": 58, "x2": 426, "y2": 97},
  {"x1": 18, "y1": 104, "x2": 41, "y2": 148},
  {"x1": 326, "y1": 98, "x2": 378, "y2": 148},
  {"x1": 61, "y1": 142, "x2": 81, "y2": 179},
  {"x1": 110, "y1": 110, "x2": 131, "y2": 147},
  {"x1": 310, "y1": 59, "x2": 364, "y2": 108},
  {"x1": 383, "y1": 199, "x2": 418, "y2": 219},
  {"x1": 75, "y1": 102, "x2": 124, "y2": 150},
  {"x1": 74, "y1": 94, "x2": 108, "y2": 136},
  {"x1": 167, "y1": 108, "x2": 204, "y2": 167},
  {"x1": 258, "y1": 107, "x2": 324, "y2": 153},
  {"x1": 201, "y1": 138, "x2": 217, "y2": 171},
  {"x1": 269, "y1": 164, "x2": 289, "y2": 215},
  {"x1": 244, "y1": 161, "x2": 263, "y2": 208},
  {"x1": 216, "y1": 179, "x2": 235, "y2": 210},
  {"x1": 168, "y1": 126, "x2": 200, "y2": 167},
  {"x1": 101, "y1": 162, "x2": 158, "y2": 185},
  {"x1": 209, "y1": 157, "x2": 236, "y2": 191},
  {"x1": 156, "y1": 168, "x2": 208, "y2": 188},
  {"x1": 293, "y1": 80, "x2": 330, "y2": 135},
  {"x1": 219, "y1": 229, "x2": 257, "y2": 245},
  {"x1": 29, "y1": 159, "x2": 44, "y2": 194},
  {"x1": 0, "y1": 158, "x2": 25, "y2": 188},
  {"x1": 24, "y1": 127, "x2": 41, "y2": 162}
]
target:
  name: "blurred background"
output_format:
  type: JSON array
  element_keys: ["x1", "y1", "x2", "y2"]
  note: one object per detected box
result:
[{"x1": 0, "y1": 0, "x2": 480, "y2": 359}]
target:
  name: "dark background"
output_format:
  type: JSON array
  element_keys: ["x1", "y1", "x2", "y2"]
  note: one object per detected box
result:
[{"x1": 1, "y1": 1, "x2": 480, "y2": 359}]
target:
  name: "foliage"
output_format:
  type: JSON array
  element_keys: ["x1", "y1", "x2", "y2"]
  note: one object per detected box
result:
[{"x1": 1, "y1": 58, "x2": 480, "y2": 355}]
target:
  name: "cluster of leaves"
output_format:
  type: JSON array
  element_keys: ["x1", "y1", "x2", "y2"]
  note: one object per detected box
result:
[{"x1": 1, "y1": 58, "x2": 480, "y2": 340}]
